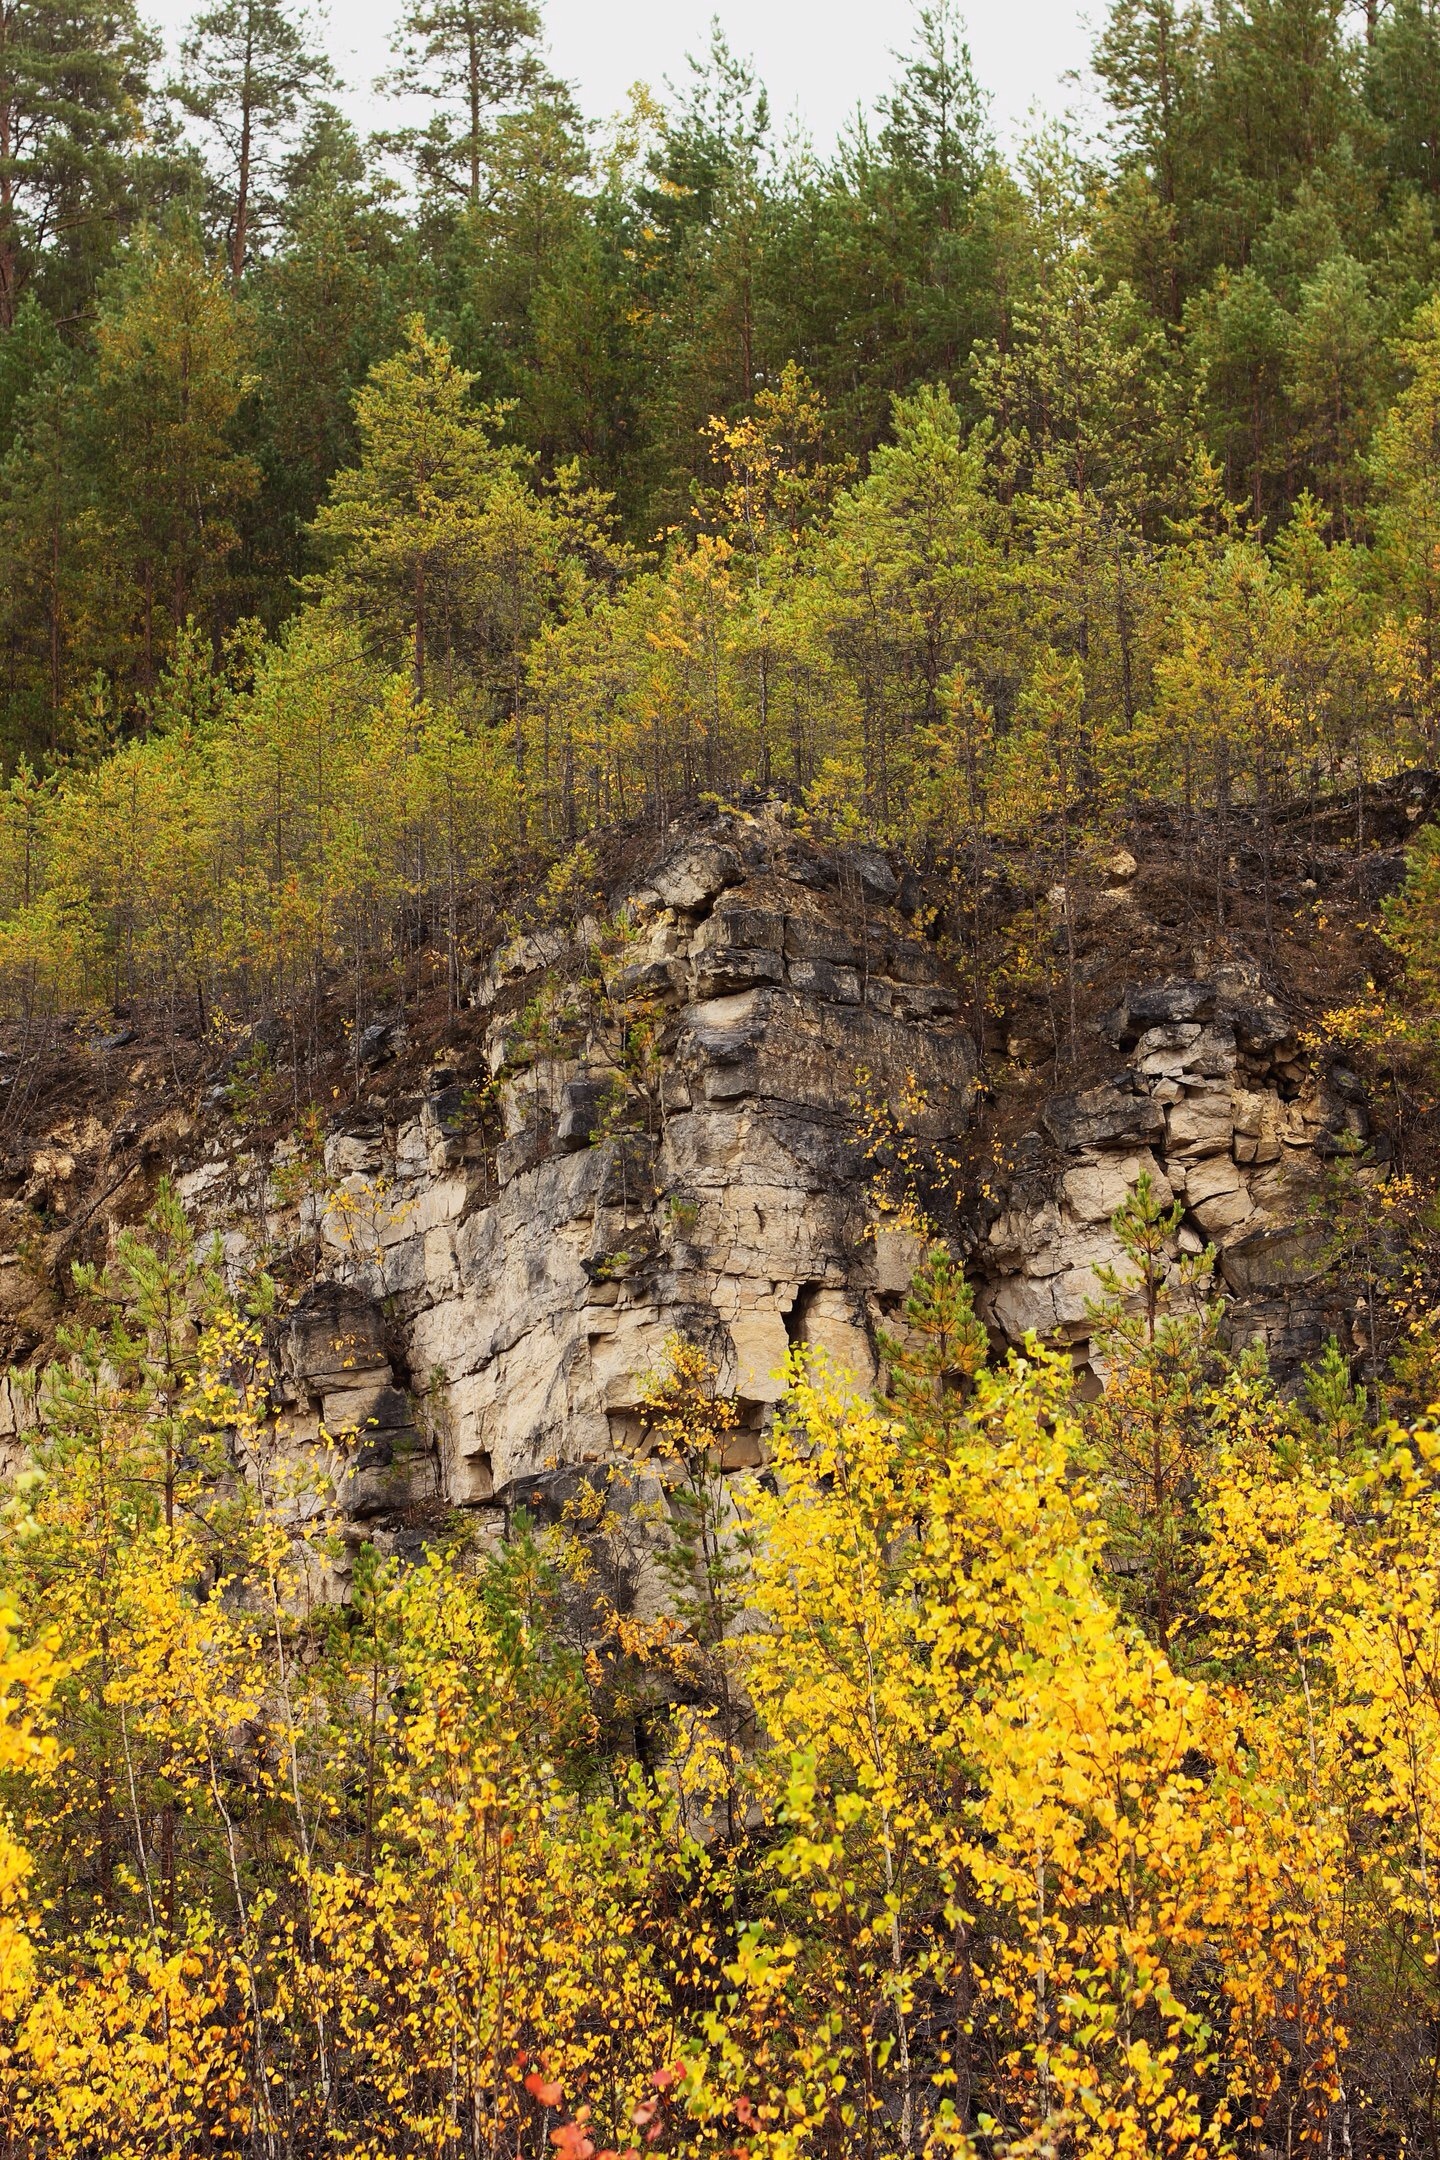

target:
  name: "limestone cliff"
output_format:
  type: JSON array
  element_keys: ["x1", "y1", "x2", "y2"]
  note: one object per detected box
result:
[
  {"x1": 185, "y1": 805, "x2": 978, "y2": 1553},
  {"x1": 0, "y1": 790, "x2": 1411, "y2": 1565}
]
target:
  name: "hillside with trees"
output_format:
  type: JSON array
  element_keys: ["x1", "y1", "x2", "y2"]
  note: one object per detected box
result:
[{"x1": 2, "y1": 0, "x2": 1440, "y2": 2155}]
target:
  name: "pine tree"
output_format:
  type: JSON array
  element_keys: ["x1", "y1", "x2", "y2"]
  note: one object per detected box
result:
[
  {"x1": 822, "y1": 379, "x2": 1005, "y2": 821},
  {"x1": 1286, "y1": 250, "x2": 1382, "y2": 535},
  {"x1": 376, "y1": 0, "x2": 552, "y2": 212},
  {"x1": 80, "y1": 228, "x2": 258, "y2": 701},
  {"x1": 244, "y1": 110, "x2": 399, "y2": 600},
  {"x1": 174, "y1": 0, "x2": 336, "y2": 280},
  {"x1": 307, "y1": 314, "x2": 517, "y2": 697},
  {"x1": 0, "y1": 0, "x2": 160, "y2": 327},
  {"x1": 1367, "y1": 0, "x2": 1440, "y2": 196},
  {"x1": 1093, "y1": 0, "x2": 1207, "y2": 318},
  {"x1": 875, "y1": 0, "x2": 990, "y2": 227},
  {"x1": 1371, "y1": 291, "x2": 1440, "y2": 755},
  {"x1": 0, "y1": 339, "x2": 81, "y2": 751},
  {"x1": 1186, "y1": 264, "x2": 1292, "y2": 519}
]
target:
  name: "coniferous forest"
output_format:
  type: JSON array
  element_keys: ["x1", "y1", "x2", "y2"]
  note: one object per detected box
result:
[{"x1": 14, "y1": 0, "x2": 1440, "y2": 2156}]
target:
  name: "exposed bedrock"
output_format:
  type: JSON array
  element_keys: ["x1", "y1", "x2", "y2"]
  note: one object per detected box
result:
[
  {"x1": 979, "y1": 971, "x2": 1377, "y2": 1391},
  {"x1": 52, "y1": 804, "x2": 1380, "y2": 1559},
  {"x1": 190, "y1": 810, "x2": 977, "y2": 1547}
]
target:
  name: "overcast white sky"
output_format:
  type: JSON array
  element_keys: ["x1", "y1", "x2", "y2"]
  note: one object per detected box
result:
[{"x1": 143, "y1": 0, "x2": 1099, "y2": 156}]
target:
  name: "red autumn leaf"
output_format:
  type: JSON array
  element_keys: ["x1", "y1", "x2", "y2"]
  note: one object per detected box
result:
[
  {"x1": 551, "y1": 2124, "x2": 595, "y2": 2160},
  {"x1": 526, "y1": 2072, "x2": 564, "y2": 2108}
]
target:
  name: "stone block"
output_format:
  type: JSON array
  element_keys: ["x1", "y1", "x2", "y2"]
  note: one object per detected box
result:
[
  {"x1": 1220, "y1": 1225, "x2": 1328, "y2": 1296},
  {"x1": 704, "y1": 1059, "x2": 759, "y2": 1101},
  {"x1": 422, "y1": 1084, "x2": 467, "y2": 1137},
  {"x1": 322, "y1": 1383, "x2": 414, "y2": 1435},
  {"x1": 447, "y1": 1444, "x2": 494, "y2": 1504},
  {"x1": 648, "y1": 840, "x2": 742, "y2": 912},
  {"x1": 1230, "y1": 1089, "x2": 1267, "y2": 1136},
  {"x1": 718, "y1": 1431, "x2": 767, "y2": 1469},
  {"x1": 610, "y1": 959, "x2": 684, "y2": 1004},
  {"x1": 784, "y1": 916, "x2": 858, "y2": 966},
  {"x1": 728, "y1": 1311, "x2": 792, "y2": 1403},
  {"x1": 1051, "y1": 1265, "x2": 1112, "y2": 1332},
  {"x1": 338, "y1": 1447, "x2": 438, "y2": 1521},
  {"x1": 794, "y1": 1289, "x2": 877, "y2": 1395},
  {"x1": 890, "y1": 982, "x2": 961, "y2": 1019},
  {"x1": 491, "y1": 926, "x2": 573, "y2": 980},
  {"x1": 1062, "y1": 1151, "x2": 1172, "y2": 1225},
  {"x1": 787, "y1": 958, "x2": 861, "y2": 1003},
  {"x1": 846, "y1": 848, "x2": 899, "y2": 900},
  {"x1": 395, "y1": 1173, "x2": 468, "y2": 1242},
  {"x1": 1231, "y1": 1089, "x2": 1282, "y2": 1165},
  {"x1": 1182, "y1": 1156, "x2": 1253, "y2": 1239},
  {"x1": 1043, "y1": 1085, "x2": 1166, "y2": 1154},
  {"x1": 1135, "y1": 1022, "x2": 1235, "y2": 1079},
  {"x1": 696, "y1": 904, "x2": 786, "y2": 954},
  {"x1": 984, "y1": 1274, "x2": 1057, "y2": 1339},
  {"x1": 556, "y1": 1075, "x2": 620, "y2": 1151},
  {"x1": 1165, "y1": 1090, "x2": 1234, "y2": 1159},
  {"x1": 495, "y1": 1122, "x2": 552, "y2": 1186},
  {"x1": 421, "y1": 1085, "x2": 468, "y2": 1169},
  {"x1": 324, "y1": 1131, "x2": 383, "y2": 1177},
  {"x1": 871, "y1": 1227, "x2": 926, "y2": 1294},
  {"x1": 395, "y1": 1119, "x2": 428, "y2": 1173},
  {"x1": 693, "y1": 948, "x2": 785, "y2": 999},
  {"x1": 587, "y1": 1313, "x2": 674, "y2": 1412},
  {"x1": 1279, "y1": 1099, "x2": 1322, "y2": 1148},
  {"x1": 1224, "y1": 1002, "x2": 1294, "y2": 1055},
  {"x1": 286, "y1": 1287, "x2": 389, "y2": 1389},
  {"x1": 1127, "y1": 979, "x2": 1216, "y2": 1029},
  {"x1": 872, "y1": 939, "x2": 937, "y2": 986},
  {"x1": 1246, "y1": 1152, "x2": 1323, "y2": 1227},
  {"x1": 989, "y1": 1207, "x2": 1058, "y2": 1276}
]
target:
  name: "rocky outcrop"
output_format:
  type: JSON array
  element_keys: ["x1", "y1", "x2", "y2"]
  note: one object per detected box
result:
[
  {"x1": 0, "y1": 800, "x2": 1389, "y2": 1571},
  {"x1": 165, "y1": 813, "x2": 1390, "y2": 1556},
  {"x1": 174, "y1": 807, "x2": 977, "y2": 1546},
  {"x1": 979, "y1": 968, "x2": 1381, "y2": 1385}
]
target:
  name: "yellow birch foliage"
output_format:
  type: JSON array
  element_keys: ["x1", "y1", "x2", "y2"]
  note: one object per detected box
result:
[
  {"x1": 688, "y1": 1261, "x2": 1346, "y2": 2160},
  {"x1": 12, "y1": 1933, "x2": 249, "y2": 2158},
  {"x1": 303, "y1": 1550, "x2": 700, "y2": 2160},
  {"x1": 1202, "y1": 1388, "x2": 1440, "y2": 2129},
  {"x1": 0, "y1": 1604, "x2": 57, "y2": 2015}
]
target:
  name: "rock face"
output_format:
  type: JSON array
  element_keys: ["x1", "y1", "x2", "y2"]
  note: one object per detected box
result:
[
  {"x1": 273, "y1": 1283, "x2": 439, "y2": 1524},
  {"x1": 48, "y1": 805, "x2": 1382, "y2": 1565},
  {"x1": 265, "y1": 809, "x2": 976, "y2": 1535},
  {"x1": 979, "y1": 969, "x2": 1380, "y2": 1384}
]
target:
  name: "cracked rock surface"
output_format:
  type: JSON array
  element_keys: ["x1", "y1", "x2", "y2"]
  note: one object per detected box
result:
[
  {"x1": 165, "y1": 808, "x2": 977, "y2": 1547},
  {"x1": 979, "y1": 968, "x2": 1380, "y2": 1386},
  {"x1": 0, "y1": 799, "x2": 1393, "y2": 1573}
]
